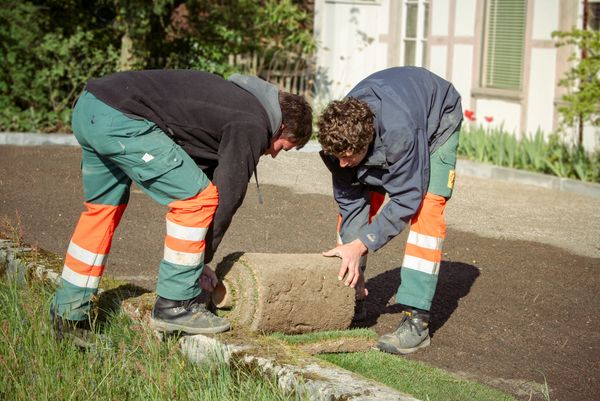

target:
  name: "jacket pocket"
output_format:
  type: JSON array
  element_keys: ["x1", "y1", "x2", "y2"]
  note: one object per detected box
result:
[{"x1": 131, "y1": 145, "x2": 183, "y2": 182}]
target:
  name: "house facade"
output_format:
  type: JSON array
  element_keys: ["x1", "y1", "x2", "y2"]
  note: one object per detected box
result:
[{"x1": 313, "y1": 0, "x2": 599, "y2": 151}]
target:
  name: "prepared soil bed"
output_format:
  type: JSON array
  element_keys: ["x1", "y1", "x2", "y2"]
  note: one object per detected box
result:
[{"x1": 1, "y1": 146, "x2": 598, "y2": 401}]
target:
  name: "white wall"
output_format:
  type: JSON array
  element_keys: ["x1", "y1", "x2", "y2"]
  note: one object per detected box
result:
[
  {"x1": 314, "y1": 0, "x2": 597, "y2": 151},
  {"x1": 314, "y1": 0, "x2": 391, "y2": 105},
  {"x1": 561, "y1": 122, "x2": 600, "y2": 150},
  {"x1": 527, "y1": 48, "x2": 557, "y2": 136},
  {"x1": 475, "y1": 99, "x2": 522, "y2": 136},
  {"x1": 429, "y1": 45, "x2": 448, "y2": 79},
  {"x1": 532, "y1": 0, "x2": 559, "y2": 40},
  {"x1": 431, "y1": 0, "x2": 449, "y2": 36},
  {"x1": 451, "y1": 44, "x2": 474, "y2": 111},
  {"x1": 583, "y1": 124, "x2": 600, "y2": 151},
  {"x1": 454, "y1": 0, "x2": 477, "y2": 37}
]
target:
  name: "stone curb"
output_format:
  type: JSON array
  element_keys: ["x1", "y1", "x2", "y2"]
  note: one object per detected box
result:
[
  {"x1": 456, "y1": 158, "x2": 600, "y2": 199},
  {"x1": 0, "y1": 132, "x2": 79, "y2": 146},
  {"x1": 0, "y1": 238, "x2": 420, "y2": 401},
  {"x1": 179, "y1": 334, "x2": 420, "y2": 401},
  {"x1": 3, "y1": 132, "x2": 597, "y2": 199}
]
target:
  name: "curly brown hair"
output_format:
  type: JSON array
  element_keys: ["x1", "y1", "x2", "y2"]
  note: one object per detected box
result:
[
  {"x1": 318, "y1": 97, "x2": 374, "y2": 155},
  {"x1": 278, "y1": 91, "x2": 313, "y2": 149}
]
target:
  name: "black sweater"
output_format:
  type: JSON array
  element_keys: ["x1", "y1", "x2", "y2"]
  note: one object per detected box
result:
[{"x1": 86, "y1": 69, "x2": 273, "y2": 264}]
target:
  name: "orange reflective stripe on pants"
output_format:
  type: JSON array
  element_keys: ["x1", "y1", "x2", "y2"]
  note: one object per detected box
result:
[
  {"x1": 402, "y1": 192, "x2": 446, "y2": 275},
  {"x1": 156, "y1": 182, "x2": 219, "y2": 300},
  {"x1": 163, "y1": 182, "x2": 218, "y2": 267},
  {"x1": 61, "y1": 202, "x2": 127, "y2": 288}
]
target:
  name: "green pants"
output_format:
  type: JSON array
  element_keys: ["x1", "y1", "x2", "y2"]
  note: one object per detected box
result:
[
  {"x1": 52, "y1": 91, "x2": 211, "y2": 320},
  {"x1": 395, "y1": 131, "x2": 460, "y2": 311}
]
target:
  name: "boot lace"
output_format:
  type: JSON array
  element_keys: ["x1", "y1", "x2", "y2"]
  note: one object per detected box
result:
[
  {"x1": 396, "y1": 310, "x2": 424, "y2": 336},
  {"x1": 182, "y1": 297, "x2": 211, "y2": 316}
]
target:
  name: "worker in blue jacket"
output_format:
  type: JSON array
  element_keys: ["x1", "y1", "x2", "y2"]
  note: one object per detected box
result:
[{"x1": 318, "y1": 67, "x2": 462, "y2": 354}]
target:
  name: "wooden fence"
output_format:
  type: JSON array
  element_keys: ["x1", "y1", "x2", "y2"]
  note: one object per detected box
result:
[{"x1": 228, "y1": 51, "x2": 315, "y2": 100}]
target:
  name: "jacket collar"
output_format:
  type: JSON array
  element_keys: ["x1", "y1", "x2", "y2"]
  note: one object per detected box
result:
[
  {"x1": 228, "y1": 74, "x2": 282, "y2": 134},
  {"x1": 361, "y1": 124, "x2": 387, "y2": 168}
]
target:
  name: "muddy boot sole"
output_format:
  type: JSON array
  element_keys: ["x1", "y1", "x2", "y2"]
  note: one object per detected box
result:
[
  {"x1": 149, "y1": 317, "x2": 230, "y2": 335},
  {"x1": 377, "y1": 336, "x2": 431, "y2": 355}
]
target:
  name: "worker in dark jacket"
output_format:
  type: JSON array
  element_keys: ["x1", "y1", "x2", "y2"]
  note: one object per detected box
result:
[
  {"x1": 50, "y1": 69, "x2": 312, "y2": 340},
  {"x1": 318, "y1": 67, "x2": 462, "y2": 354}
]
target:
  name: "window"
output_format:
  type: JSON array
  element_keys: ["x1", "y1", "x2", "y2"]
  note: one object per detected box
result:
[
  {"x1": 482, "y1": 0, "x2": 527, "y2": 91},
  {"x1": 589, "y1": 1, "x2": 600, "y2": 31},
  {"x1": 402, "y1": 0, "x2": 429, "y2": 67},
  {"x1": 325, "y1": 0, "x2": 382, "y2": 4}
]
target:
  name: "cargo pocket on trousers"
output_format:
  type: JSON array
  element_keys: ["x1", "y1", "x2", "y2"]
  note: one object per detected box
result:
[
  {"x1": 130, "y1": 145, "x2": 183, "y2": 183},
  {"x1": 429, "y1": 141, "x2": 458, "y2": 199}
]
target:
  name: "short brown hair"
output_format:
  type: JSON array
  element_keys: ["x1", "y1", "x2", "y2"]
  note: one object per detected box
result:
[
  {"x1": 278, "y1": 92, "x2": 313, "y2": 149},
  {"x1": 318, "y1": 97, "x2": 374, "y2": 155}
]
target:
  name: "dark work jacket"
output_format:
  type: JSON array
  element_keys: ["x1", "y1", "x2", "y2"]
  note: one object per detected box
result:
[
  {"x1": 86, "y1": 70, "x2": 276, "y2": 264},
  {"x1": 320, "y1": 67, "x2": 463, "y2": 251}
]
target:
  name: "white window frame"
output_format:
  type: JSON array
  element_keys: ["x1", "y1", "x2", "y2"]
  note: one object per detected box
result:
[{"x1": 400, "y1": 0, "x2": 429, "y2": 67}]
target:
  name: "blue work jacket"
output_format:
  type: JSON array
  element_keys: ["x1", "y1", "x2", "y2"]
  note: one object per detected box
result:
[{"x1": 320, "y1": 67, "x2": 463, "y2": 252}]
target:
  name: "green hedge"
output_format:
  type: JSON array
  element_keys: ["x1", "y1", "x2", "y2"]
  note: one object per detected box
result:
[{"x1": 0, "y1": 0, "x2": 314, "y2": 133}]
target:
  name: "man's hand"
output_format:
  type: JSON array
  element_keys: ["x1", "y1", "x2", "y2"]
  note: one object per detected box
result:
[
  {"x1": 200, "y1": 265, "x2": 219, "y2": 292},
  {"x1": 322, "y1": 239, "x2": 368, "y2": 289}
]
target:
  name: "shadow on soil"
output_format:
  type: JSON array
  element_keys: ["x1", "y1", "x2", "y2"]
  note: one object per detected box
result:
[
  {"x1": 353, "y1": 261, "x2": 480, "y2": 335},
  {"x1": 214, "y1": 252, "x2": 245, "y2": 279},
  {"x1": 96, "y1": 283, "x2": 151, "y2": 324}
]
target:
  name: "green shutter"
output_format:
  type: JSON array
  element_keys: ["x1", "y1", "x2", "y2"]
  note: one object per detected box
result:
[{"x1": 485, "y1": 0, "x2": 527, "y2": 90}]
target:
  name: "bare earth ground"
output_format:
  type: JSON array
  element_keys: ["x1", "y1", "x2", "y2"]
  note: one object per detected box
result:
[{"x1": 1, "y1": 145, "x2": 599, "y2": 401}]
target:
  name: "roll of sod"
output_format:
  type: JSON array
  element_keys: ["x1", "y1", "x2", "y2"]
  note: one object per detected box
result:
[{"x1": 213, "y1": 253, "x2": 355, "y2": 334}]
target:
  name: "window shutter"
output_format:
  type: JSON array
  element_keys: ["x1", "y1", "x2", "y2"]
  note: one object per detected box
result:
[{"x1": 485, "y1": 0, "x2": 527, "y2": 90}]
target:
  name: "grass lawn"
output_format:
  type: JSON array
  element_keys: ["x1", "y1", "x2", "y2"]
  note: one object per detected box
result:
[
  {"x1": 0, "y1": 277, "x2": 302, "y2": 401},
  {"x1": 0, "y1": 268, "x2": 516, "y2": 401},
  {"x1": 272, "y1": 331, "x2": 518, "y2": 401}
]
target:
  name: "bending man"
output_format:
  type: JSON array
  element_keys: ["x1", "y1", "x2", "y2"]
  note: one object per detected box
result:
[
  {"x1": 51, "y1": 70, "x2": 312, "y2": 338},
  {"x1": 318, "y1": 67, "x2": 462, "y2": 354}
]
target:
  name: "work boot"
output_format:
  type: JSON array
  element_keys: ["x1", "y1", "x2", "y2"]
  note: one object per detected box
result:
[
  {"x1": 150, "y1": 295, "x2": 230, "y2": 335},
  {"x1": 50, "y1": 308, "x2": 98, "y2": 350},
  {"x1": 377, "y1": 308, "x2": 431, "y2": 354}
]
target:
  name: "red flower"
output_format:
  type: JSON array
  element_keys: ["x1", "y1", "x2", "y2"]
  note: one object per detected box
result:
[
  {"x1": 464, "y1": 109, "x2": 476, "y2": 121},
  {"x1": 484, "y1": 116, "x2": 493, "y2": 123}
]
